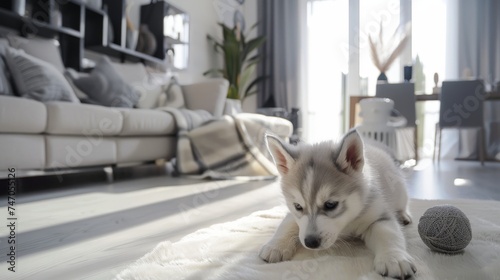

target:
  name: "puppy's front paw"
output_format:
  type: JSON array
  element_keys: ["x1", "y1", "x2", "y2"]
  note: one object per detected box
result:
[
  {"x1": 374, "y1": 251, "x2": 417, "y2": 279},
  {"x1": 259, "y1": 241, "x2": 295, "y2": 263}
]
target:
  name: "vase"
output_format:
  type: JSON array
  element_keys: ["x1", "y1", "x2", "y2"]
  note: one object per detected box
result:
[
  {"x1": 377, "y1": 72, "x2": 388, "y2": 83},
  {"x1": 224, "y1": 99, "x2": 243, "y2": 115},
  {"x1": 136, "y1": 24, "x2": 157, "y2": 55},
  {"x1": 404, "y1": 66, "x2": 412, "y2": 82}
]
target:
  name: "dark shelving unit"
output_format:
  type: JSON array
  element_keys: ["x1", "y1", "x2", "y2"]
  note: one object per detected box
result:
[
  {"x1": 87, "y1": 43, "x2": 164, "y2": 65},
  {"x1": 102, "y1": 0, "x2": 125, "y2": 48},
  {"x1": 83, "y1": 0, "x2": 169, "y2": 65},
  {"x1": 84, "y1": 6, "x2": 106, "y2": 48},
  {"x1": 140, "y1": 1, "x2": 189, "y2": 69},
  {"x1": 0, "y1": 0, "x2": 184, "y2": 69},
  {"x1": 0, "y1": 0, "x2": 83, "y2": 70}
]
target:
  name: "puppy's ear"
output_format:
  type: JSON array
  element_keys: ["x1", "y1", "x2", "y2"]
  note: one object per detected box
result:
[
  {"x1": 266, "y1": 134, "x2": 297, "y2": 176},
  {"x1": 335, "y1": 130, "x2": 364, "y2": 174}
]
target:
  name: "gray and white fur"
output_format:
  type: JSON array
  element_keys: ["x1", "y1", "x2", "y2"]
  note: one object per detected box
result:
[{"x1": 260, "y1": 130, "x2": 416, "y2": 279}]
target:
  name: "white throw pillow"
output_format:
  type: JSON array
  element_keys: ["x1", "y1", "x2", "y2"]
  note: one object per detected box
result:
[
  {"x1": 157, "y1": 78, "x2": 185, "y2": 108},
  {"x1": 135, "y1": 85, "x2": 164, "y2": 109}
]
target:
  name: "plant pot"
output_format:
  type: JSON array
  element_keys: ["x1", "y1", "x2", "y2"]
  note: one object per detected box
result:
[{"x1": 224, "y1": 99, "x2": 242, "y2": 115}]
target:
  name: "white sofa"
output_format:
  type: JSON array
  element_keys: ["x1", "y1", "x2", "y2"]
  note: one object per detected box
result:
[
  {"x1": 0, "y1": 78, "x2": 229, "y2": 175},
  {"x1": 0, "y1": 34, "x2": 294, "y2": 178}
]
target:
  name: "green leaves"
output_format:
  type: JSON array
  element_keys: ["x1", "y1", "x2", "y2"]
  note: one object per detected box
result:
[
  {"x1": 202, "y1": 69, "x2": 224, "y2": 76},
  {"x1": 204, "y1": 22, "x2": 266, "y2": 100},
  {"x1": 227, "y1": 84, "x2": 239, "y2": 99},
  {"x1": 243, "y1": 37, "x2": 265, "y2": 59},
  {"x1": 207, "y1": 35, "x2": 224, "y2": 53}
]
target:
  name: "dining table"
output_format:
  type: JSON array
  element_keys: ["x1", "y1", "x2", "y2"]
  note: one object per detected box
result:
[{"x1": 349, "y1": 92, "x2": 500, "y2": 161}]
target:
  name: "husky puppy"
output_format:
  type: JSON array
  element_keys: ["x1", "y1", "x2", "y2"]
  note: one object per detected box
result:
[{"x1": 260, "y1": 130, "x2": 416, "y2": 279}]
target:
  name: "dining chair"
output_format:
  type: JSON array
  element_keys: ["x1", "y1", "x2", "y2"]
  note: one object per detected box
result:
[
  {"x1": 376, "y1": 83, "x2": 418, "y2": 162},
  {"x1": 433, "y1": 80, "x2": 486, "y2": 165}
]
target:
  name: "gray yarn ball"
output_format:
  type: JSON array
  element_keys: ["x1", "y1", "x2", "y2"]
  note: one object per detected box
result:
[{"x1": 418, "y1": 205, "x2": 472, "y2": 254}]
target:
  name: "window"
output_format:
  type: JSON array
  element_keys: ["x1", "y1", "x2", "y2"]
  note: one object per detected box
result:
[
  {"x1": 306, "y1": 0, "x2": 349, "y2": 143},
  {"x1": 412, "y1": 0, "x2": 448, "y2": 93},
  {"x1": 412, "y1": 0, "x2": 449, "y2": 157},
  {"x1": 304, "y1": 0, "x2": 454, "y2": 154}
]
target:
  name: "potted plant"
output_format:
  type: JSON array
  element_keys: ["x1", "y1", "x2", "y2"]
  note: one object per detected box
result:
[{"x1": 204, "y1": 22, "x2": 266, "y2": 113}]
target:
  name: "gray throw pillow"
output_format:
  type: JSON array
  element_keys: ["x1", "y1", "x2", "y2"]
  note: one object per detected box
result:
[
  {"x1": 72, "y1": 56, "x2": 141, "y2": 108},
  {"x1": 0, "y1": 38, "x2": 14, "y2": 95},
  {"x1": 64, "y1": 68, "x2": 90, "y2": 100},
  {"x1": 111, "y1": 61, "x2": 164, "y2": 109},
  {"x1": 5, "y1": 47, "x2": 80, "y2": 102}
]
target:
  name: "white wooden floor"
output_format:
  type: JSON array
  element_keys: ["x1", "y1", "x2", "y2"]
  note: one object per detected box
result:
[{"x1": 0, "y1": 159, "x2": 499, "y2": 280}]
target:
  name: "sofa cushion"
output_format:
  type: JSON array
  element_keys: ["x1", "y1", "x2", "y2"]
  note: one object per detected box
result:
[
  {"x1": 0, "y1": 95, "x2": 47, "y2": 133},
  {"x1": 136, "y1": 85, "x2": 163, "y2": 109},
  {"x1": 5, "y1": 47, "x2": 80, "y2": 103},
  {"x1": 182, "y1": 79, "x2": 228, "y2": 118},
  {"x1": 0, "y1": 134, "x2": 45, "y2": 170},
  {"x1": 72, "y1": 56, "x2": 141, "y2": 108},
  {"x1": 118, "y1": 108, "x2": 177, "y2": 136},
  {"x1": 115, "y1": 137, "x2": 176, "y2": 163},
  {"x1": 45, "y1": 102, "x2": 123, "y2": 136},
  {"x1": 7, "y1": 35, "x2": 66, "y2": 73},
  {"x1": 45, "y1": 136, "x2": 116, "y2": 168}
]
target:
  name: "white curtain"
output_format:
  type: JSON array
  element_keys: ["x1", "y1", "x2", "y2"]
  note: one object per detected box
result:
[
  {"x1": 456, "y1": 0, "x2": 500, "y2": 84},
  {"x1": 257, "y1": 0, "x2": 306, "y2": 110},
  {"x1": 440, "y1": 0, "x2": 500, "y2": 160}
]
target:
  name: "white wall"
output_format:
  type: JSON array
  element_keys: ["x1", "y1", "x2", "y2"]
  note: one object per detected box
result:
[{"x1": 128, "y1": 0, "x2": 222, "y2": 84}]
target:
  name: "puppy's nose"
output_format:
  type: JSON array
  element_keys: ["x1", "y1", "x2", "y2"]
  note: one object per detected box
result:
[{"x1": 304, "y1": 235, "x2": 321, "y2": 249}]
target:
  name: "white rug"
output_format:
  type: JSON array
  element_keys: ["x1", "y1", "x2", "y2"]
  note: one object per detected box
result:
[{"x1": 115, "y1": 199, "x2": 500, "y2": 280}]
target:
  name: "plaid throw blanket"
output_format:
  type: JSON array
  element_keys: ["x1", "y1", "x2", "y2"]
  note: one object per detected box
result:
[{"x1": 160, "y1": 108, "x2": 279, "y2": 179}]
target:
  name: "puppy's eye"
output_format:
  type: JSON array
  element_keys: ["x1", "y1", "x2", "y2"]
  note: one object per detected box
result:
[
  {"x1": 324, "y1": 201, "x2": 338, "y2": 211},
  {"x1": 294, "y1": 203, "x2": 303, "y2": 211}
]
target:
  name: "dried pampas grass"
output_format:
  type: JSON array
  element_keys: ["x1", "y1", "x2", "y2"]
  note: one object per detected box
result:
[{"x1": 369, "y1": 23, "x2": 411, "y2": 74}]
